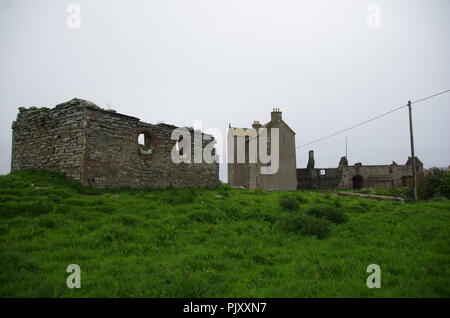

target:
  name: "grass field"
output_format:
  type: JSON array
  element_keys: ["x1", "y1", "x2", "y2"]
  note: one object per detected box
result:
[{"x1": 0, "y1": 170, "x2": 449, "y2": 297}]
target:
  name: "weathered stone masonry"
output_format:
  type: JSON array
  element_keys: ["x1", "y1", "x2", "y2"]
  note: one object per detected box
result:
[
  {"x1": 227, "y1": 109, "x2": 423, "y2": 191},
  {"x1": 297, "y1": 150, "x2": 423, "y2": 190},
  {"x1": 11, "y1": 99, "x2": 219, "y2": 188}
]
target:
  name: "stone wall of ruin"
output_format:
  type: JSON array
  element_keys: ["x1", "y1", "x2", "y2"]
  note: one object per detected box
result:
[
  {"x1": 297, "y1": 168, "x2": 341, "y2": 190},
  {"x1": 337, "y1": 164, "x2": 409, "y2": 189},
  {"x1": 83, "y1": 107, "x2": 219, "y2": 188},
  {"x1": 297, "y1": 162, "x2": 422, "y2": 190},
  {"x1": 11, "y1": 103, "x2": 86, "y2": 182},
  {"x1": 11, "y1": 99, "x2": 220, "y2": 189}
]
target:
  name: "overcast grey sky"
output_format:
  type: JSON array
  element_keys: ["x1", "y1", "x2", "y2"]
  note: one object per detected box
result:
[{"x1": 1, "y1": 0, "x2": 449, "y2": 181}]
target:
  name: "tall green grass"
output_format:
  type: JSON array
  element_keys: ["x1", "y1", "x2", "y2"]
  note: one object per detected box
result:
[{"x1": 0, "y1": 170, "x2": 449, "y2": 297}]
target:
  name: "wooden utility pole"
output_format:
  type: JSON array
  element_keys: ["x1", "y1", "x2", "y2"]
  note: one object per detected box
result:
[{"x1": 408, "y1": 100, "x2": 418, "y2": 201}]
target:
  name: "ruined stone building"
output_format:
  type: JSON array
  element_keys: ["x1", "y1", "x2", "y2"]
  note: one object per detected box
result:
[
  {"x1": 227, "y1": 109, "x2": 298, "y2": 191},
  {"x1": 297, "y1": 151, "x2": 423, "y2": 190},
  {"x1": 12, "y1": 101, "x2": 421, "y2": 191},
  {"x1": 227, "y1": 109, "x2": 422, "y2": 191},
  {"x1": 11, "y1": 98, "x2": 219, "y2": 188}
]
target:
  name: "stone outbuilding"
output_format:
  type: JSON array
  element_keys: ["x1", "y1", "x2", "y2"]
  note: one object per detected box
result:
[{"x1": 11, "y1": 98, "x2": 219, "y2": 188}]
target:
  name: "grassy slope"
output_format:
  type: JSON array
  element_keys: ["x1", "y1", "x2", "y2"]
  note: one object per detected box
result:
[{"x1": 0, "y1": 170, "x2": 449, "y2": 297}]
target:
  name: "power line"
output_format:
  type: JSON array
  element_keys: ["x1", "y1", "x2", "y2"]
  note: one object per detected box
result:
[
  {"x1": 228, "y1": 89, "x2": 450, "y2": 159},
  {"x1": 297, "y1": 89, "x2": 450, "y2": 149},
  {"x1": 298, "y1": 104, "x2": 407, "y2": 148},
  {"x1": 410, "y1": 89, "x2": 450, "y2": 104}
]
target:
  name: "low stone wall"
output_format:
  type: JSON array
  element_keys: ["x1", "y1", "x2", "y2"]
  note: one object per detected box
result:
[{"x1": 337, "y1": 192, "x2": 405, "y2": 203}]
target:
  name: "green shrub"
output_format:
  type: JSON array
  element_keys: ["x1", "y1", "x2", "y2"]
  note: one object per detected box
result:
[
  {"x1": 306, "y1": 204, "x2": 347, "y2": 224},
  {"x1": 296, "y1": 194, "x2": 309, "y2": 204},
  {"x1": 279, "y1": 214, "x2": 331, "y2": 239},
  {"x1": 279, "y1": 194, "x2": 299, "y2": 211},
  {"x1": 417, "y1": 168, "x2": 448, "y2": 200},
  {"x1": 438, "y1": 170, "x2": 450, "y2": 199},
  {"x1": 333, "y1": 198, "x2": 342, "y2": 208}
]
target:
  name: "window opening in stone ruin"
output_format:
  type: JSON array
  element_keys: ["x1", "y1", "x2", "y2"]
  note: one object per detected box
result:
[
  {"x1": 320, "y1": 169, "x2": 326, "y2": 176},
  {"x1": 137, "y1": 132, "x2": 153, "y2": 155},
  {"x1": 138, "y1": 133, "x2": 145, "y2": 147}
]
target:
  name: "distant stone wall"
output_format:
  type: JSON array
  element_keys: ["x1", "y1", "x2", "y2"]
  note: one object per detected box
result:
[
  {"x1": 11, "y1": 99, "x2": 219, "y2": 189},
  {"x1": 297, "y1": 156, "x2": 423, "y2": 190},
  {"x1": 297, "y1": 168, "x2": 341, "y2": 190},
  {"x1": 11, "y1": 103, "x2": 86, "y2": 182},
  {"x1": 337, "y1": 164, "x2": 413, "y2": 189}
]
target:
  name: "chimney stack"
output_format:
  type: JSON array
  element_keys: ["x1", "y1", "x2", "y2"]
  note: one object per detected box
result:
[
  {"x1": 252, "y1": 120, "x2": 262, "y2": 129},
  {"x1": 307, "y1": 150, "x2": 315, "y2": 169},
  {"x1": 271, "y1": 108, "x2": 282, "y2": 122}
]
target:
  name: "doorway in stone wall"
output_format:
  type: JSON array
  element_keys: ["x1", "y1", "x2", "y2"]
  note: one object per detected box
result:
[{"x1": 352, "y1": 175, "x2": 364, "y2": 190}]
